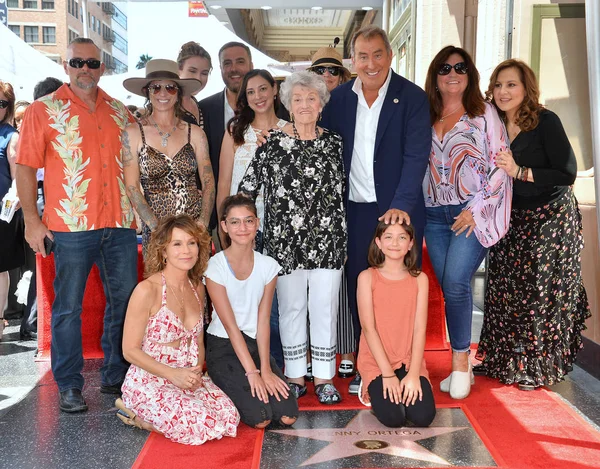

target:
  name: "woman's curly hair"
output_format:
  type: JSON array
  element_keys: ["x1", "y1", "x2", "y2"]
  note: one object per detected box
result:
[
  {"x1": 486, "y1": 59, "x2": 544, "y2": 132},
  {"x1": 144, "y1": 214, "x2": 211, "y2": 286}
]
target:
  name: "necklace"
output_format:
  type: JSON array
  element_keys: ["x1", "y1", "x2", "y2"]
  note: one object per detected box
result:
[
  {"x1": 439, "y1": 104, "x2": 463, "y2": 123},
  {"x1": 167, "y1": 283, "x2": 186, "y2": 315},
  {"x1": 150, "y1": 117, "x2": 178, "y2": 147}
]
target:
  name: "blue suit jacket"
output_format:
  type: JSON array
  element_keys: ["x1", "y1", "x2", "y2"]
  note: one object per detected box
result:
[{"x1": 321, "y1": 70, "x2": 431, "y2": 235}]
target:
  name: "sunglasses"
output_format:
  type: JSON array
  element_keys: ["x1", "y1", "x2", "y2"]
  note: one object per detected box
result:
[
  {"x1": 146, "y1": 84, "x2": 179, "y2": 95},
  {"x1": 68, "y1": 58, "x2": 102, "y2": 69},
  {"x1": 313, "y1": 66, "x2": 341, "y2": 77},
  {"x1": 0, "y1": 100, "x2": 9, "y2": 109},
  {"x1": 438, "y1": 62, "x2": 468, "y2": 75}
]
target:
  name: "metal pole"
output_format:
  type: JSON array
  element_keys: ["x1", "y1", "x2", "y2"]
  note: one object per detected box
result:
[{"x1": 585, "y1": 0, "x2": 600, "y2": 251}]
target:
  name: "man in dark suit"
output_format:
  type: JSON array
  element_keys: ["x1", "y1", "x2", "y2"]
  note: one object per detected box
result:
[
  {"x1": 321, "y1": 26, "x2": 431, "y2": 393},
  {"x1": 199, "y1": 41, "x2": 253, "y2": 230}
]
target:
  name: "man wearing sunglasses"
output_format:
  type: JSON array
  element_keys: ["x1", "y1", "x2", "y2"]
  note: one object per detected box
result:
[
  {"x1": 16, "y1": 37, "x2": 138, "y2": 414},
  {"x1": 321, "y1": 26, "x2": 431, "y2": 395}
]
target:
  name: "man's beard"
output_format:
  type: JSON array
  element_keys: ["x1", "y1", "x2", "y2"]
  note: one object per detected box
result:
[{"x1": 75, "y1": 76, "x2": 97, "y2": 90}]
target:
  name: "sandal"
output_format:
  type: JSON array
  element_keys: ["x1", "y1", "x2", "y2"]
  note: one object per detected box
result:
[
  {"x1": 315, "y1": 383, "x2": 342, "y2": 405},
  {"x1": 288, "y1": 382, "x2": 307, "y2": 399},
  {"x1": 115, "y1": 398, "x2": 144, "y2": 429}
]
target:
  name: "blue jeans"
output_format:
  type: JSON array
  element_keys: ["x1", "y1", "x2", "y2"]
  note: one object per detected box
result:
[
  {"x1": 424, "y1": 204, "x2": 487, "y2": 352},
  {"x1": 51, "y1": 228, "x2": 138, "y2": 392}
]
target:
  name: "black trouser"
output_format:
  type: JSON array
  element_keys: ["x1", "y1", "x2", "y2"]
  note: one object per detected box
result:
[
  {"x1": 206, "y1": 332, "x2": 298, "y2": 428},
  {"x1": 368, "y1": 365, "x2": 436, "y2": 428}
]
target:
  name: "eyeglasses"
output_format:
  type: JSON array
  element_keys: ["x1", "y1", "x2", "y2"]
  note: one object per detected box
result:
[
  {"x1": 68, "y1": 58, "x2": 102, "y2": 69},
  {"x1": 312, "y1": 66, "x2": 341, "y2": 77},
  {"x1": 0, "y1": 100, "x2": 9, "y2": 109},
  {"x1": 438, "y1": 62, "x2": 468, "y2": 75},
  {"x1": 146, "y1": 84, "x2": 179, "y2": 95},
  {"x1": 225, "y1": 217, "x2": 257, "y2": 228}
]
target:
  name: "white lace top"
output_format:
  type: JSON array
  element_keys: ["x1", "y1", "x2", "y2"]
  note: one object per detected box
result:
[{"x1": 231, "y1": 119, "x2": 287, "y2": 231}]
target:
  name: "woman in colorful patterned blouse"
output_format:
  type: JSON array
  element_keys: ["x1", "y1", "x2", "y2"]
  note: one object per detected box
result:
[
  {"x1": 239, "y1": 71, "x2": 347, "y2": 405},
  {"x1": 476, "y1": 59, "x2": 590, "y2": 390},
  {"x1": 422, "y1": 46, "x2": 512, "y2": 400}
]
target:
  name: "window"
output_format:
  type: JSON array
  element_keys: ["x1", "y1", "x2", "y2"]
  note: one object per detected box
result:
[
  {"x1": 24, "y1": 26, "x2": 39, "y2": 43},
  {"x1": 24, "y1": 0, "x2": 38, "y2": 8},
  {"x1": 7, "y1": 0, "x2": 19, "y2": 8},
  {"x1": 113, "y1": 32, "x2": 127, "y2": 54},
  {"x1": 68, "y1": 29, "x2": 79, "y2": 43},
  {"x1": 114, "y1": 58, "x2": 127, "y2": 74},
  {"x1": 43, "y1": 26, "x2": 56, "y2": 44},
  {"x1": 113, "y1": 6, "x2": 127, "y2": 29},
  {"x1": 8, "y1": 25, "x2": 21, "y2": 37},
  {"x1": 42, "y1": 0, "x2": 54, "y2": 9}
]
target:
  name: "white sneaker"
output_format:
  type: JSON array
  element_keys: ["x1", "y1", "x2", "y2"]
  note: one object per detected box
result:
[
  {"x1": 440, "y1": 374, "x2": 452, "y2": 393},
  {"x1": 449, "y1": 361, "x2": 474, "y2": 399}
]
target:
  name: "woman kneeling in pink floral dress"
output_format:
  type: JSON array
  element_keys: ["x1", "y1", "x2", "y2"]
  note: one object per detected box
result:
[{"x1": 115, "y1": 214, "x2": 240, "y2": 445}]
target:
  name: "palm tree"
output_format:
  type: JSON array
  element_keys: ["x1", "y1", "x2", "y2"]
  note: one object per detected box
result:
[{"x1": 136, "y1": 54, "x2": 153, "y2": 70}]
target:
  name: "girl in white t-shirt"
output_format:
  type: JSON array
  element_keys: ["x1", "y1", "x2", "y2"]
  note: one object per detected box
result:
[{"x1": 205, "y1": 194, "x2": 298, "y2": 428}]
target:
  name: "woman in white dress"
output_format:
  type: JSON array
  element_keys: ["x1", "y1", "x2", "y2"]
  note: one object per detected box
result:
[{"x1": 217, "y1": 69, "x2": 286, "y2": 251}]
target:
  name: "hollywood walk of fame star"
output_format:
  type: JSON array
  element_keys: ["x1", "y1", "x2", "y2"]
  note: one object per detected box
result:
[{"x1": 269, "y1": 410, "x2": 469, "y2": 467}]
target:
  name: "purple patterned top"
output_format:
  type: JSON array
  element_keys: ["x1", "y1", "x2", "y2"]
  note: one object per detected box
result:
[{"x1": 423, "y1": 102, "x2": 512, "y2": 247}]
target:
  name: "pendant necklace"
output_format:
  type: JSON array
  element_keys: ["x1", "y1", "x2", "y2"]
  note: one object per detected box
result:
[
  {"x1": 150, "y1": 117, "x2": 178, "y2": 147},
  {"x1": 439, "y1": 104, "x2": 462, "y2": 123},
  {"x1": 167, "y1": 283, "x2": 186, "y2": 315}
]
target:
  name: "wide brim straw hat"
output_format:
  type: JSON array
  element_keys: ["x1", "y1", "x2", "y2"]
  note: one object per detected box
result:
[
  {"x1": 308, "y1": 47, "x2": 351, "y2": 82},
  {"x1": 123, "y1": 59, "x2": 202, "y2": 97}
]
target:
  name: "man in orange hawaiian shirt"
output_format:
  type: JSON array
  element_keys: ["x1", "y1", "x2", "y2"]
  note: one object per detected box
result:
[{"x1": 16, "y1": 38, "x2": 137, "y2": 413}]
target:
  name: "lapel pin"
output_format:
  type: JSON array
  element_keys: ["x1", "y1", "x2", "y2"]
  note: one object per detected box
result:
[{"x1": 393, "y1": 98, "x2": 399, "y2": 104}]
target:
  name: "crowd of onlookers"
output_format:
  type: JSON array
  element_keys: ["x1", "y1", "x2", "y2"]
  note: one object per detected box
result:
[{"x1": 0, "y1": 23, "x2": 590, "y2": 444}]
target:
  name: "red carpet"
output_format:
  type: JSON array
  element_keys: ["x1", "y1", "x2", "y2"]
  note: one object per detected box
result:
[
  {"x1": 132, "y1": 350, "x2": 600, "y2": 469},
  {"x1": 35, "y1": 244, "x2": 447, "y2": 361}
]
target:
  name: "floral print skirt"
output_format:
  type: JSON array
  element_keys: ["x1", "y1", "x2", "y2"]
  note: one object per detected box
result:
[{"x1": 477, "y1": 189, "x2": 591, "y2": 387}]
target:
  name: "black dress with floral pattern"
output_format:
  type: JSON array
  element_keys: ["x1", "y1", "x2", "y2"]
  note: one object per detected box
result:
[{"x1": 238, "y1": 128, "x2": 346, "y2": 276}]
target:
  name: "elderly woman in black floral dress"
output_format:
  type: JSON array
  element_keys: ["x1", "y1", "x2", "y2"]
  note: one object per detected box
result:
[
  {"x1": 476, "y1": 59, "x2": 590, "y2": 390},
  {"x1": 239, "y1": 71, "x2": 346, "y2": 405}
]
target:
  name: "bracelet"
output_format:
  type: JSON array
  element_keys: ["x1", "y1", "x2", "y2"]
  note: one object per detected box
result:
[
  {"x1": 382, "y1": 375, "x2": 396, "y2": 379},
  {"x1": 516, "y1": 166, "x2": 523, "y2": 180},
  {"x1": 521, "y1": 167, "x2": 529, "y2": 182},
  {"x1": 245, "y1": 369, "x2": 260, "y2": 377}
]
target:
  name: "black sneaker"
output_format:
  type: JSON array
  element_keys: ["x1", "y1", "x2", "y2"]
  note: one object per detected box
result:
[{"x1": 348, "y1": 372, "x2": 361, "y2": 395}]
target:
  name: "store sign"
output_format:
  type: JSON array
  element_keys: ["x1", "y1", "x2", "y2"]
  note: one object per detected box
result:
[
  {"x1": 188, "y1": 1, "x2": 208, "y2": 18},
  {"x1": 0, "y1": 0, "x2": 8, "y2": 27}
]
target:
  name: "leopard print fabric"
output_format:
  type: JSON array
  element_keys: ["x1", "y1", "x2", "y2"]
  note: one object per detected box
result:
[{"x1": 138, "y1": 121, "x2": 202, "y2": 251}]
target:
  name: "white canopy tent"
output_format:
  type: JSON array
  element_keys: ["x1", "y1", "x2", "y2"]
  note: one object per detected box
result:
[
  {"x1": 0, "y1": 23, "x2": 67, "y2": 101},
  {"x1": 101, "y1": 13, "x2": 288, "y2": 107}
]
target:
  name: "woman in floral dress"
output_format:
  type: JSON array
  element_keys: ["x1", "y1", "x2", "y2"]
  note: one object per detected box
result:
[
  {"x1": 476, "y1": 59, "x2": 590, "y2": 389},
  {"x1": 115, "y1": 215, "x2": 239, "y2": 444},
  {"x1": 239, "y1": 71, "x2": 347, "y2": 404}
]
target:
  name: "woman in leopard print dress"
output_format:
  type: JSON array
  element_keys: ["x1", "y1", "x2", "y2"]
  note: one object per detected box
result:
[{"x1": 122, "y1": 59, "x2": 216, "y2": 255}]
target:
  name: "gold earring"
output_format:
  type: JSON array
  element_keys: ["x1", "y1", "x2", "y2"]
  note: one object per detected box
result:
[{"x1": 290, "y1": 113, "x2": 294, "y2": 123}]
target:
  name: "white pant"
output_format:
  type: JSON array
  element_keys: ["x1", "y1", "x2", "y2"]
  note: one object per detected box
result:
[{"x1": 277, "y1": 268, "x2": 342, "y2": 380}]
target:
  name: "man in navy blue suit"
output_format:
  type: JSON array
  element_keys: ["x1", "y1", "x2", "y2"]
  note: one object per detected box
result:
[{"x1": 321, "y1": 26, "x2": 431, "y2": 393}]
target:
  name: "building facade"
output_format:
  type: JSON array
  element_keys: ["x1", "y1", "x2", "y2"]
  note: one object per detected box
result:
[{"x1": 7, "y1": 0, "x2": 127, "y2": 74}]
